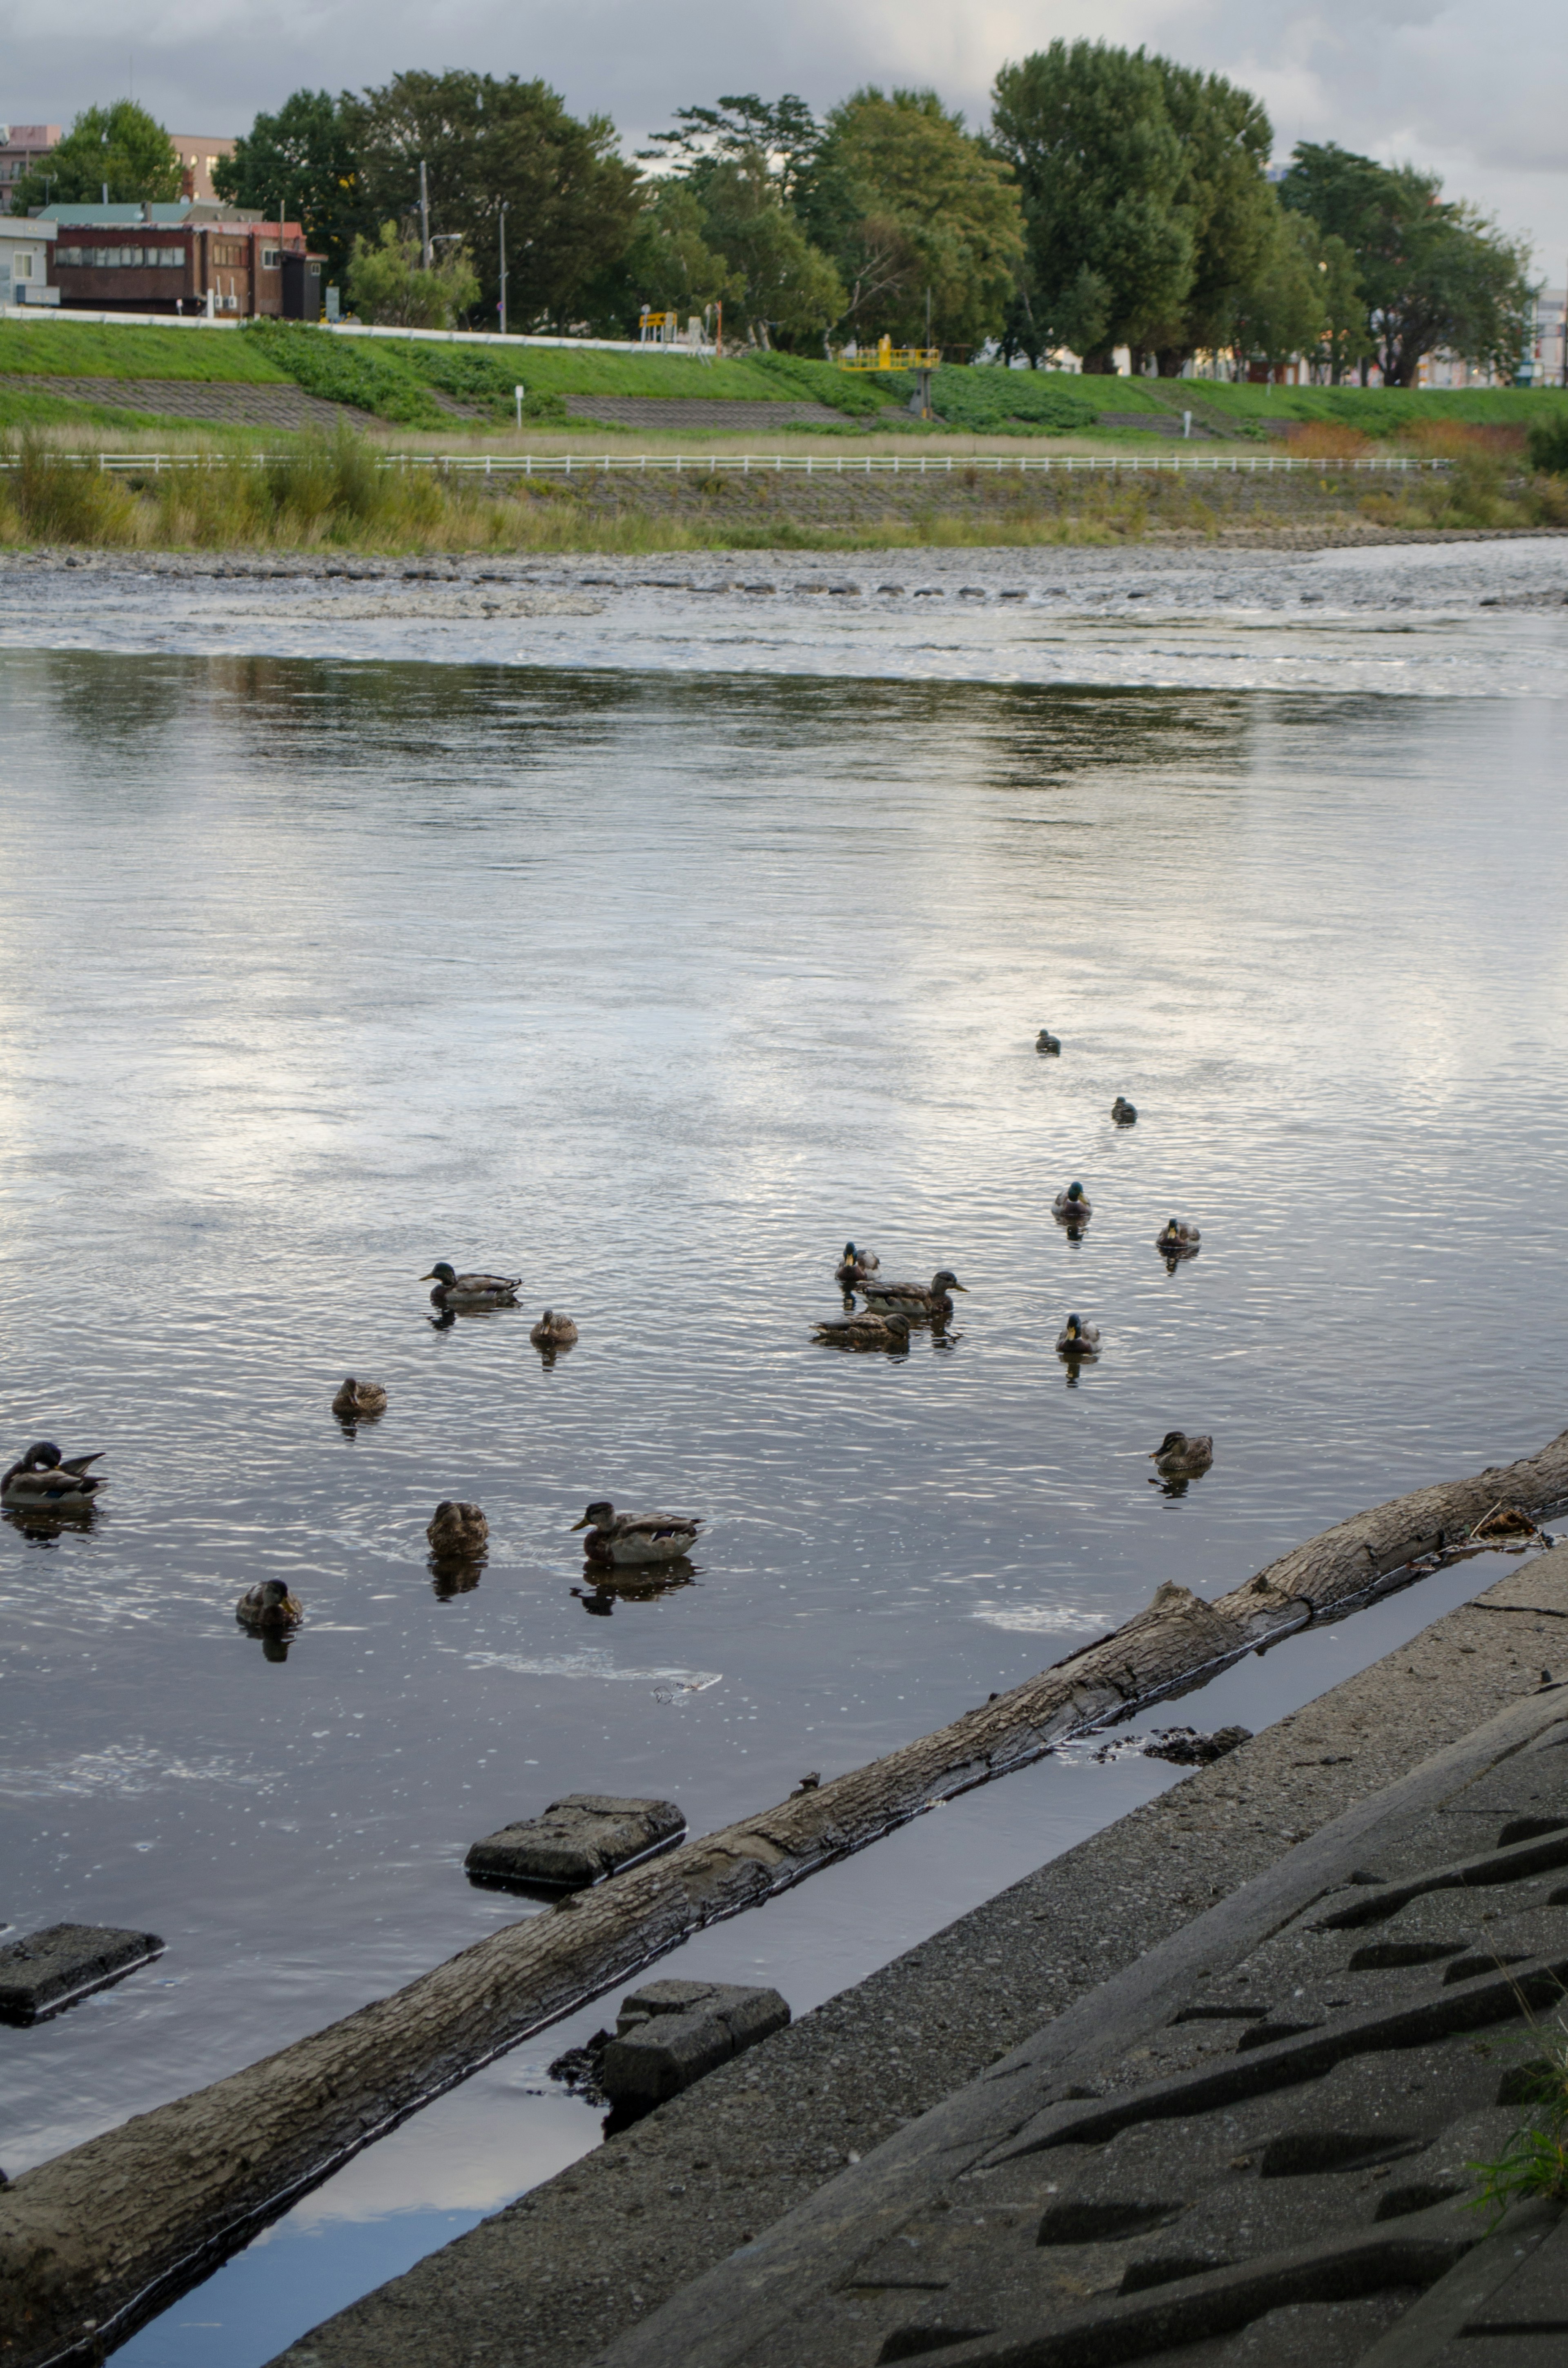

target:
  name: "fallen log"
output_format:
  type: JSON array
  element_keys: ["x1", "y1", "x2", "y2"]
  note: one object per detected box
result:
[{"x1": 6, "y1": 1425, "x2": 1568, "y2": 2368}]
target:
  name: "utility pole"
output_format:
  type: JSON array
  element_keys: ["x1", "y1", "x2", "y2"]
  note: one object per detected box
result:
[
  {"x1": 419, "y1": 161, "x2": 431, "y2": 270},
  {"x1": 498, "y1": 202, "x2": 508, "y2": 336}
]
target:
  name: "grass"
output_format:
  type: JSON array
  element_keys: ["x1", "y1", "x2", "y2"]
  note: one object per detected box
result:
[
  {"x1": 0, "y1": 319, "x2": 292, "y2": 382},
  {"x1": 1471, "y1": 2016, "x2": 1568, "y2": 2219},
  {"x1": 1144, "y1": 377, "x2": 1568, "y2": 441}
]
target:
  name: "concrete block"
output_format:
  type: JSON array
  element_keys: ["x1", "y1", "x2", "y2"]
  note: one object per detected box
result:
[
  {"x1": 465, "y1": 1794, "x2": 685, "y2": 1890},
  {"x1": 599, "y1": 1978, "x2": 791, "y2": 2103},
  {"x1": 0, "y1": 1922, "x2": 165, "y2": 2024}
]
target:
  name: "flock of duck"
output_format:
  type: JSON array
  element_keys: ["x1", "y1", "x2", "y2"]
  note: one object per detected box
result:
[{"x1": 1, "y1": 1038, "x2": 1215, "y2": 1637}]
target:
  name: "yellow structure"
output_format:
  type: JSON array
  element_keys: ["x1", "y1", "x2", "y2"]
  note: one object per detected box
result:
[
  {"x1": 638, "y1": 308, "x2": 682, "y2": 345},
  {"x1": 837, "y1": 337, "x2": 942, "y2": 372}
]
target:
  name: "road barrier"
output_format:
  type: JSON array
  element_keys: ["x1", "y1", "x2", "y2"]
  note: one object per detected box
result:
[{"x1": 0, "y1": 449, "x2": 1454, "y2": 478}]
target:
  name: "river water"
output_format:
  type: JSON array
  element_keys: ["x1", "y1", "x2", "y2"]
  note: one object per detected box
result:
[{"x1": 2, "y1": 534, "x2": 1567, "y2": 2366}]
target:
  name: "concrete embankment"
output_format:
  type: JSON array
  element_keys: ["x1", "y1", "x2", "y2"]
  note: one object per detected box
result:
[{"x1": 265, "y1": 1546, "x2": 1568, "y2": 2368}]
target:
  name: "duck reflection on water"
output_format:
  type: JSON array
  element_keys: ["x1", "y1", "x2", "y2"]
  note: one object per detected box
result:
[
  {"x1": 430, "y1": 1558, "x2": 486, "y2": 1600},
  {"x1": 573, "y1": 1561, "x2": 697, "y2": 1616}
]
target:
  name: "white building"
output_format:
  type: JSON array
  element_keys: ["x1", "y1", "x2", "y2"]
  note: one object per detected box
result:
[{"x1": 0, "y1": 219, "x2": 57, "y2": 307}]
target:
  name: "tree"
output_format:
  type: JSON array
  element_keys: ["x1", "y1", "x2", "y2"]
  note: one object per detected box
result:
[
  {"x1": 1230, "y1": 207, "x2": 1326, "y2": 379},
  {"x1": 345, "y1": 221, "x2": 479, "y2": 328},
  {"x1": 640, "y1": 93, "x2": 822, "y2": 205},
  {"x1": 696, "y1": 152, "x2": 844, "y2": 347},
  {"x1": 990, "y1": 42, "x2": 1194, "y2": 371},
  {"x1": 1316, "y1": 233, "x2": 1372, "y2": 384},
  {"x1": 583, "y1": 180, "x2": 746, "y2": 339},
  {"x1": 10, "y1": 101, "x2": 180, "y2": 212},
  {"x1": 807, "y1": 87, "x2": 1025, "y2": 351},
  {"x1": 213, "y1": 91, "x2": 365, "y2": 279},
  {"x1": 348, "y1": 71, "x2": 641, "y2": 330},
  {"x1": 1279, "y1": 143, "x2": 1535, "y2": 385},
  {"x1": 1145, "y1": 62, "x2": 1275, "y2": 373}
]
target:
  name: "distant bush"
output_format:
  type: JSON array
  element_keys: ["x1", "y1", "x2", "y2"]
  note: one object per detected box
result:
[
  {"x1": 4, "y1": 435, "x2": 139, "y2": 542},
  {"x1": 916, "y1": 367, "x2": 1100, "y2": 436},
  {"x1": 1280, "y1": 421, "x2": 1374, "y2": 458},
  {"x1": 241, "y1": 322, "x2": 450, "y2": 428},
  {"x1": 1528, "y1": 414, "x2": 1568, "y2": 475}
]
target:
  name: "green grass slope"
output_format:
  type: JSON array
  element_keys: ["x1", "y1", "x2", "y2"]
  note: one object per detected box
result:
[
  {"x1": 1118, "y1": 378, "x2": 1568, "y2": 439},
  {"x1": 0, "y1": 319, "x2": 292, "y2": 382}
]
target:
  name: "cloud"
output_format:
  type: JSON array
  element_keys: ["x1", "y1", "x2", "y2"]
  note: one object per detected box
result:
[{"x1": 7, "y1": 0, "x2": 1564, "y2": 270}]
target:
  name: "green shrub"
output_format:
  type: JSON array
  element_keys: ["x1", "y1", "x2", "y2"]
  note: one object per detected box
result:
[
  {"x1": 6, "y1": 435, "x2": 138, "y2": 542},
  {"x1": 241, "y1": 322, "x2": 450, "y2": 428},
  {"x1": 1527, "y1": 415, "x2": 1568, "y2": 475},
  {"x1": 900, "y1": 367, "x2": 1100, "y2": 436}
]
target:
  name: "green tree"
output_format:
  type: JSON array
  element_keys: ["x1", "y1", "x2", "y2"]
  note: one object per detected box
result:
[
  {"x1": 348, "y1": 71, "x2": 641, "y2": 330},
  {"x1": 990, "y1": 42, "x2": 1194, "y2": 371},
  {"x1": 808, "y1": 87, "x2": 1025, "y2": 351},
  {"x1": 1145, "y1": 62, "x2": 1274, "y2": 373},
  {"x1": 10, "y1": 101, "x2": 180, "y2": 211},
  {"x1": 1279, "y1": 143, "x2": 1535, "y2": 385},
  {"x1": 697, "y1": 151, "x2": 845, "y2": 346},
  {"x1": 1230, "y1": 206, "x2": 1327, "y2": 379},
  {"x1": 640, "y1": 92, "x2": 823, "y2": 204},
  {"x1": 345, "y1": 221, "x2": 480, "y2": 327},
  {"x1": 213, "y1": 91, "x2": 365, "y2": 279},
  {"x1": 582, "y1": 180, "x2": 746, "y2": 339},
  {"x1": 1316, "y1": 232, "x2": 1372, "y2": 384}
]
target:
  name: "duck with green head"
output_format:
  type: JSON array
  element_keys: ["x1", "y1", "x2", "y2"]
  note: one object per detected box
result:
[
  {"x1": 1155, "y1": 1218, "x2": 1201, "y2": 1260},
  {"x1": 1056, "y1": 1313, "x2": 1101, "y2": 1357},
  {"x1": 1051, "y1": 1183, "x2": 1092, "y2": 1224},
  {"x1": 835, "y1": 1242, "x2": 880, "y2": 1286}
]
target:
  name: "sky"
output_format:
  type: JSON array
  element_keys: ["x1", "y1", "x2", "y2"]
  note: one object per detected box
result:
[{"x1": 5, "y1": 0, "x2": 1565, "y2": 278}]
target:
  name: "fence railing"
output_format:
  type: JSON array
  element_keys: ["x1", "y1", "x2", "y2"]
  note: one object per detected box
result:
[{"x1": 1, "y1": 450, "x2": 1454, "y2": 478}]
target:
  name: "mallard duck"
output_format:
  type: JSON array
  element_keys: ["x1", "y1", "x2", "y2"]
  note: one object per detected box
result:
[
  {"x1": 811, "y1": 1310, "x2": 913, "y2": 1350},
  {"x1": 834, "y1": 1242, "x2": 880, "y2": 1286},
  {"x1": 1112, "y1": 1096, "x2": 1138, "y2": 1125},
  {"x1": 236, "y1": 1578, "x2": 302, "y2": 1628},
  {"x1": 1150, "y1": 1430, "x2": 1213, "y2": 1479},
  {"x1": 1056, "y1": 1313, "x2": 1100, "y2": 1356},
  {"x1": 1, "y1": 1442, "x2": 105, "y2": 1509},
  {"x1": 859, "y1": 1269, "x2": 967, "y2": 1319},
  {"x1": 332, "y1": 1377, "x2": 388, "y2": 1419},
  {"x1": 1036, "y1": 1029, "x2": 1061, "y2": 1054},
  {"x1": 421, "y1": 1263, "x2": 521, "y2": 1311},
  {"x1": 428, "y1": 1501, "x2": 488, "y2": 1556},
  {"x1": 571, "y1": 1501, "x2": 700, "y2": 1565},
  {"x1": 530, "y1": 1310, "x2": 579, "y2": 1349},
  {"x1": 1052, "y1": 1182, "x2": 1092, "y2": 1223},
  {"x1": 1155, "y1": 1218, "x2": 1201, "y2": 1257}
]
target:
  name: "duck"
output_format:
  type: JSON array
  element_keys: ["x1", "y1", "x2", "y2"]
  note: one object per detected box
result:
[
  {"x1": 236, "y1": 1578, "x2": 302, "y2": 1628},
  {"x1": 1155, "y1": 1218, "x2": 1201, "y2": 1257},
  {"x1": 1056, "y1": 1313, "x2": 1100, "y2": 1356},
  {"x1": 1112, "y1": 1096, "x2": 1138, "y2": 1125},
  {"x1": 530, "y1": 1310, "x2": 579, "y2": 1349},
  {"x1": 1052, "y1": 1182, "x2": 1092, "y2": 1223},
  {"x1": 1150, "y1": 1430, "x2": 1214, "y2": 1479},
  {"x1": 332, "y1": 1377, "x2": 388, "y2": 1419},
  {"x1": 858, "y1": 1269, "x2": 967, "y2": 1320},
  {"x1": 811, "y1": 1310, "x2": 913, "y2": 1350},
  {"x1": 834, "y1": 1242, "x2": 880, "y2": 1286},
  {"x1": 421, "y1": 1263, "x2": 521, "y2": 1311},
  {"x1": 1, "y1": 1442, "x2": 105, "y2": 1510},
  {"x1": 428, "y1": 1501, "x2": 489, "y2": 1557},
  {"x1": 571, "y1": 1501, "x2": 701, "y2": 1565},
  {"x1": 1036, "y1": 1028, "x2": 1061, "y2": 1054}
]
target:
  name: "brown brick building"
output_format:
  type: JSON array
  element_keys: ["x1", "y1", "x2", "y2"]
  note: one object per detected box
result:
[{"x1": 47, "y1": 212, "x2": 323, "y2": 319}]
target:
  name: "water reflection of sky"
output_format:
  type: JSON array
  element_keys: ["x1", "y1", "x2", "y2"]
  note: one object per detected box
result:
[{"x1": 2, "y1": 611, "x2": 1567, "y2": 2355}]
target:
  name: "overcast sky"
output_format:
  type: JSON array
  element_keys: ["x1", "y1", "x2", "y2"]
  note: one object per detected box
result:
[{"x1": 7, "y1": 0, "x2": 1564, "y2": 278}]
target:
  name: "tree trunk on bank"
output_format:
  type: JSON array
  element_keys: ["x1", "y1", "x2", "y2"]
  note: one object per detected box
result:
[{"x1": 6, "y1": 1428, "x2": 1568, "y2": 2368}]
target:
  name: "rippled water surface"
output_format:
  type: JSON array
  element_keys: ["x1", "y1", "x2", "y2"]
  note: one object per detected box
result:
[{"x1": 2, "y1": 562, "x2": 1567, "y2": 2358}]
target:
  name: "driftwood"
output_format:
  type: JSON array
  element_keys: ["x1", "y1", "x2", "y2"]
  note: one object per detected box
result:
[{"x1": 5, "y1": 1425, "x2": 1568, "y2": 2367}]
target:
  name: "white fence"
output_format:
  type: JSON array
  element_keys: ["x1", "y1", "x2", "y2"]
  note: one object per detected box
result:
[{"x1": 5, "y1": 450, "x2": 1454, "y2": 478}]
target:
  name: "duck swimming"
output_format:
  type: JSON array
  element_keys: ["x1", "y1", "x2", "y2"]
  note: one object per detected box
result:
[
  {"x1": 236, "y1": 1578, "x2": 302, "y2": 1628},
  {"x1": 858, "y1": 1269, "x2": 967, "y2": 1320},
  {"x1": 421, "y1": 1264, "x2": 521, "y2": 1311},
  {"x1": 1056, "y1": 1314, "x2": 1101, "y2": 1356},
  {"x1": 1036, "y1": 1029, "x2": 1061, "y2": 1054},
  {"x1": 1, "y1": 1443, "x2": 105, "y2": 1510},
  {"x1": 835, "y1": 1242, "x2": 880, "y2": 1286},
  {"x1": 530, "y1": 1310, "x2": 579, "y2": 1349},
  {"x1": 811, "y1": 1310, "x2": 913, "y2": 1350},
  {"x1": 428, "y1": 1501, "x2": 489, "y2": 1557},
  {"x1": 1052, "y1": 1183, "x2": 1092, "y2": 1223},
  {"x1": 1155, "y1": 1218, "x2": 1201, "y2": 1258},
  {"x1": 1112, "y1": 1097, "x2": 1138, "y2": 1125},
  {"x1": 1150, "y1": 1430, "x2": 1214, "y2": 1479},
  {"x1": 571, "y1": 1501, "x2": 700, "y2": 1565},
  {"x1": 332, "y1": 1378, "x2": 388, "y2": 1419}
]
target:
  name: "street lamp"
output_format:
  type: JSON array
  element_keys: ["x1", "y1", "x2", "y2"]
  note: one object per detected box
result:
[{"x1": 498, "y1": 201, "x2": 508, "y2": 337}]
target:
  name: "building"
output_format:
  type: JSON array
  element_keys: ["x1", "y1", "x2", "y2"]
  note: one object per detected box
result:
[
  {"x1": 0, "y1": 218, "x2": 57, "y2": 305},
  {"x1": 39, "y1": 204, "x2": 323, "y2": 319},
  {"x1": 168, "y1": 135, "x2": 236, "y2": 205},
  {"x1": 0, "y1": 123, "x2": 61, "y2": 210}
]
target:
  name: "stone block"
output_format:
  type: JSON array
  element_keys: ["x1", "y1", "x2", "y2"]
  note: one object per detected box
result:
[
  {"x1": 599, "y1": 1978, "x2": 791, "y2": 2103},
  {"x1": 0, "y1": 1922, "x2": 164, "y2": 2024},
  {"x1": 464, "y1": 1794, "x2": 685, "y2": 1890}
]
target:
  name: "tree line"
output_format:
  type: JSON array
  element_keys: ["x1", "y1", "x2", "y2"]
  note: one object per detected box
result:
[{"x1": 11, "y1": 47, "x2": 1538, "y2": 386}]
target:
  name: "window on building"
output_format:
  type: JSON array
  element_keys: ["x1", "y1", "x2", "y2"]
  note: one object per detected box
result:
[
  {"x1": 161, "y1": 248, "x2": 184, "y2": 268},
  {"x1": 261, "y1": 246, "x2": 280, "y2": 268},
  {"x1": 13, "y1": 252, "x2": 32, "y2": 280}
]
